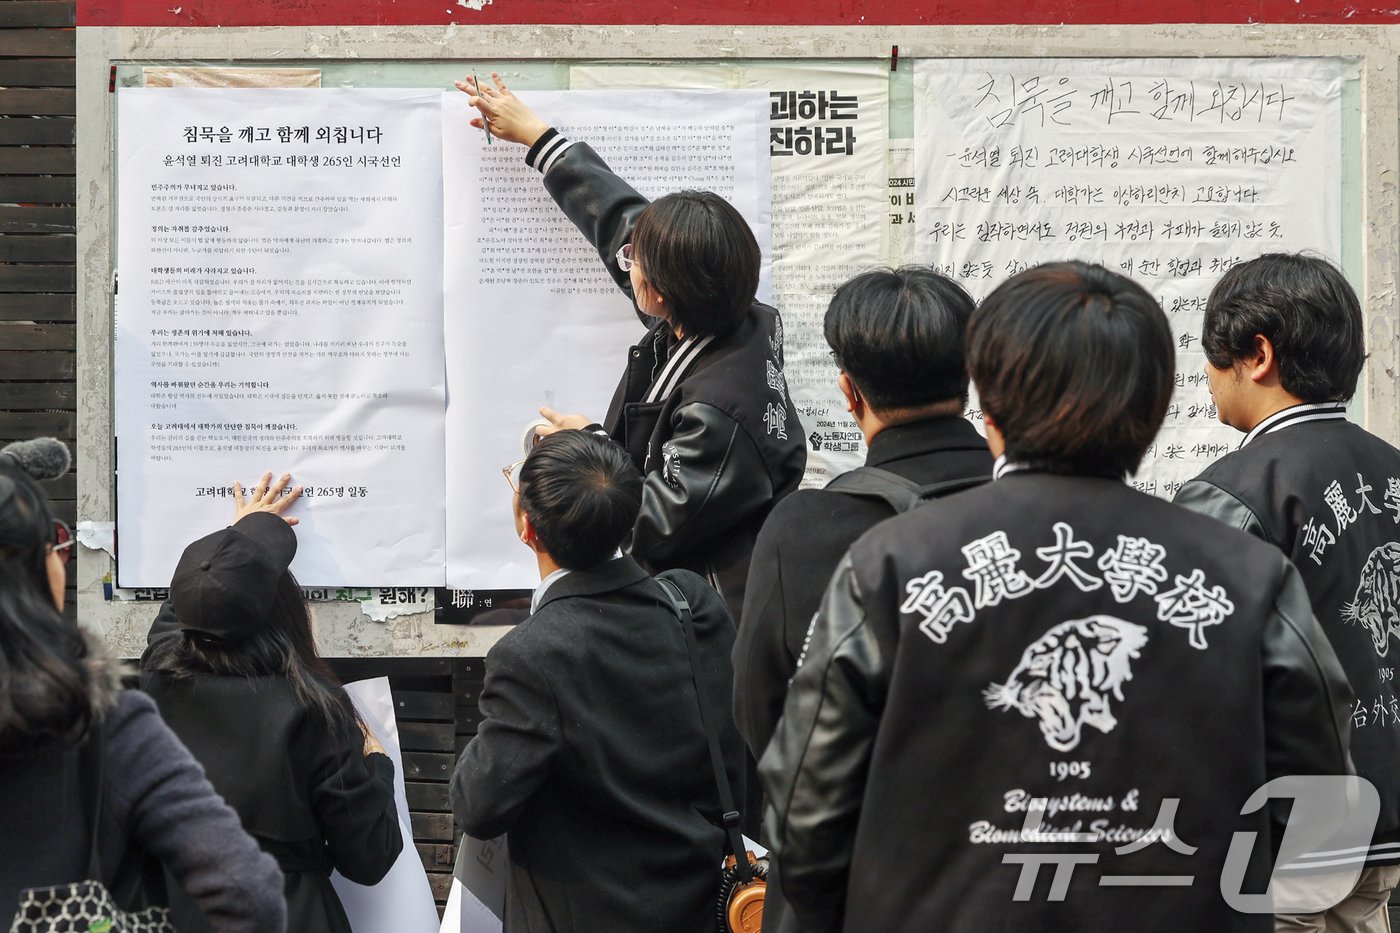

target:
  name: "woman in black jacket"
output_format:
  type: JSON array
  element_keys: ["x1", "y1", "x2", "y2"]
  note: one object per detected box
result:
[
  {"x1": 0, "y1": 440, "x2": 285, "y2": 933},
  {"x1": 458, "y1": 73, "x2": 807, "y2": 625},
  {"x1": 141, "y1": 471, "x2": 403, "y2": 933}
]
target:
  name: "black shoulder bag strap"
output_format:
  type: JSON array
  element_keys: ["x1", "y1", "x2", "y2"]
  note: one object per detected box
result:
[
  {"x1": 825, "y1": 465, "x2": 986, "y2": 513},
  {"x1": 80, "y1": 724, "x2": 108, "y2": 883},
  {"x1": 655, "y1": 575, "x2": 753, "y2": 886}
]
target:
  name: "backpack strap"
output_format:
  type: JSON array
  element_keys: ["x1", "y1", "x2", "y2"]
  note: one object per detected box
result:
[{"x1": 825, "y1": 465, "x2": 986, "y2": 513}]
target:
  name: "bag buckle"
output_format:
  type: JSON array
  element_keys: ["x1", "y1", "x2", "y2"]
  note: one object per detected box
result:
[{"x1": 722, "y1": 809, "x2": 742, "y2": 828}]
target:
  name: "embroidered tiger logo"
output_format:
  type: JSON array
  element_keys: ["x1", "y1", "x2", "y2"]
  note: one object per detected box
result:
[
  {"x1": 1342, "y1": 542, "x2": 1400, "y2": 657},
  {"x1": 984, "y1": 616, "x2": 1149, "y2": 753}
]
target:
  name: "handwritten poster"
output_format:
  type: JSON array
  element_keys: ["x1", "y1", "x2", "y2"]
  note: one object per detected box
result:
[
  {"x1": 441, "y1": 89, "x2": 772, "y2": 589},
  {"x1": 914, "y1": 58, "x2": 1343, "y2": 496},
  {"x1": 571, "y1": 64, "x2": 890, "y2": 486},
  {"x1": 114, "y1": 88, "x2": 447, "y2": 586}
]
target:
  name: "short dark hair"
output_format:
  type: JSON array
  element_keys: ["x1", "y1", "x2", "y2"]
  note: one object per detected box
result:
[
  {"x1": 968, "y1": 261, "x2": 1174, "y2": 478},
  {"x1": 631, "y1": 191, "x2": 760, "y2": 339},
  {"x1": 1202, "y1": 253, "x2": 1364, "y2": 403},
  {"x1": 518, "y1": 431, "x2": 641, "y2": 571},
  {"x1": 825, "y1": 266, "x2": 975, "y2": 410}
]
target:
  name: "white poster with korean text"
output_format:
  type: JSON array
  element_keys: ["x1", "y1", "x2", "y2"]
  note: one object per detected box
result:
[
  {"x1": 441, "y1": 89, "x2": 771, "y2": 589},
  {"x1": 115, "y1": 88, "x2": 447, "y2": 586},
  {"x1": 572, "y1": 64, "x2": 890, "y2": 486},
  {"x1": 914, "y1": 58, "x2": 1343, "y2": 497}
]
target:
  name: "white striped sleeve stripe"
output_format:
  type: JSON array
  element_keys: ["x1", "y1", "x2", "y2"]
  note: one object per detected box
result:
[{"x1": 534, "y1": 135, "x2": 575, "y2": 175}]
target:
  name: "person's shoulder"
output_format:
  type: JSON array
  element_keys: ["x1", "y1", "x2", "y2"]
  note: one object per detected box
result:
[
  {"x1": 108, "y1": 687, "x2": 158, "y2": 729},
  {"x1": 1342, "y1": 419, "x2": 1400, "y2": 462},
  {"x1": 485, "y1": 607, "x2": 574, "y2": 672},
  {"x1": 655, "y1": 567, "x2": 724, "y2": 609},
  {"x1": 764, "y1": 487, "x2": 876, "y2": 532}
]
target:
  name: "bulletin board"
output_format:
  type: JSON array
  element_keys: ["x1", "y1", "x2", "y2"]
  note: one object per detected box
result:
[{"x1": 75, "y1": 26, "x2": 1394, "y2": 659}]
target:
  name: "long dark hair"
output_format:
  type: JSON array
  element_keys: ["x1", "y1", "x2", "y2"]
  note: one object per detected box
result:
[
  {"x1": 145, "y1": 570, "x2": 357, "y2": 733},
  {"x1": 0, "y1": 464, "x2": 95, "y2": 754}
]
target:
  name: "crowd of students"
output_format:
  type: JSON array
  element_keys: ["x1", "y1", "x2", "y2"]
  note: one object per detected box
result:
[{"x1": 0, "y1": 74, "x2": 1396, "y2": 933}]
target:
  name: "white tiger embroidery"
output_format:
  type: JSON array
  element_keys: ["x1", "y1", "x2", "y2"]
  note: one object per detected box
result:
[{"x1": 984, "y1": 616, "x2": 1148, "y2": 752}]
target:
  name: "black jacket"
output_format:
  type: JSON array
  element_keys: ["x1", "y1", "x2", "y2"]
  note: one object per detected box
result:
[
  {"x1": 529, "y1": 132, "x2": 807, "y2": 622},
  {"x1": 761, "y1": 470, "x2": 1354, "y2": 933},
  {"x1": 142, "y1": 610, "x2": 402, "y2": 933},
  {"x1": 1176, "y1": 404, "x2": 1400, "y2": 867},
  {"x1": 451, "y1": 557, "x2": 744, "y2": 933},
  {"x1": 733, "y1": 415, "x2": 991, "y2": 759}
]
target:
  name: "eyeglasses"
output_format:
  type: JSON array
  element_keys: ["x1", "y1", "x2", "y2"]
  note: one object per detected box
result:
[
  {"x1": 616, "y1": 243, "x2": 640, "y2": 273},
  {"x1": 502, "y1": 458, "x2": 526, "y2": 494},
  {"x1": 52, "y1": 518, "x2": 74, "y2": 564}
]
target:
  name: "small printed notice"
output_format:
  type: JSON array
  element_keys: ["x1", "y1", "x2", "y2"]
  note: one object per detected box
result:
[
  {"x1": 914, "y1": 58, "x2": 1343, "y2": 496},
  {"x1": 114, "y1": 88, "x2": 447, "y2": 586},
  {"x1": 441, "y1": 89, "x2": 771, "y2": 589}
]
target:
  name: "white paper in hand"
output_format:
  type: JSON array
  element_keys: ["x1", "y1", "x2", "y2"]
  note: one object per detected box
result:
[{"x1": 331, "y1": 677, "x2": 441, "y2": 933}]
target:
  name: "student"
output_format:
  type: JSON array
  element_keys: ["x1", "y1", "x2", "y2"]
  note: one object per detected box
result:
[
  {"x1": 451, "y1": 431, "x2": 744, "y2": 932},
  {"x1": 733, "y1": 267, "x2": 991, "y2": 928},
  {"x1": 734, "y1": 265, "x2": 991, "y2": 759},
  {"x1": 457, "y1": 73, "x2": 806, "y2": 626},
  {"x1": 0, "y1": 440, "x2": 286, "y2": 933},
  {"x1": 761, "y1": 262, "x2": 1354, "y2": 933},
  {"x1": 142, "y1": 472, "x2": 402, "y2": 933},
  {"x1": 1175, "y1": 252, "x2": 1400, "y2": 932}
]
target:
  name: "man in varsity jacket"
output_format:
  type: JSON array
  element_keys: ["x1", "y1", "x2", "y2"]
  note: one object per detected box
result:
[
  {"x1": 1175, "y1": 253, "x2": 1400, "y2": 931},
  {"x1": 761, "y1": 262, "x2": 1355, "y2": 933},
  {"x1": 733, "y1": 266, "x2": 990, "y2": 932}
]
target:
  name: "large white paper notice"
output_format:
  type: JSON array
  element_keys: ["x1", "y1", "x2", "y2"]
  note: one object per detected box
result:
[
  {"x1": 914, "y1": 59, "x2": 1343, "y2": 496},
  {"x1": 115, "y1": 88, "x2": 446, "y2": 585},
  {"x1": 332, "y1": 677, "x2": 441, "y2": 933},
  {"x1": 572, "y1": 65, "x2": 890, "y2": 486},
  {"x1": 441, "y1": 89, "x2": 771, "y2": 589}
]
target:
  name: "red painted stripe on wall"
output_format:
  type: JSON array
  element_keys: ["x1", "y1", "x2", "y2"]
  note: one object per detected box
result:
[{"x1": 76, "y1": 0, "x2": 1400, "y2": 27}]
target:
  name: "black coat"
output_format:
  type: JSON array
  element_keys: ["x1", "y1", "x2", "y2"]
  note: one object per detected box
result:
[
  {"x1": 733, "y1": 415, "x2": 991, "y2": 758},
  {"x1": 761, "y1": 471, "x2": 1354, "y2": 933},
  {"x1": 142, "y1": 609, "x2": 402, "y2": 933},
  {"x1": 451, "y1": 557, "x2": 744, "y2": 933},
  {"x1": 1176, "y1": 405, "x2": 1400, "y2": 867},
  {"x1": 528, "y1": 132, "x2": 807, "y2": 623}
]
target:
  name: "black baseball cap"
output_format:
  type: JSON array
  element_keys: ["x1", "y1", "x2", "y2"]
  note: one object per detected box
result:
[{"x1": 170, "y1": 511, "x2": 298, "y2": 642}]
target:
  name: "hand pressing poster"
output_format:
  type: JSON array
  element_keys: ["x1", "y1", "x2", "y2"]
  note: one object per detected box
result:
[
  {"x1": 440, "y1": 89, "x2": 771, "y2": 589},
  {"x1": 572, "y1": 64, "x2": 890, "y2": 486},
  {"x1": 114, "y1": 88, "x2": 446, "y2": 586}
]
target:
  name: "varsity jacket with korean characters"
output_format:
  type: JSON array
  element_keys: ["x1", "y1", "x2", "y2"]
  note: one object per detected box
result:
[
  {"x1": 761, "y1": 469, "x2": 1354, "y2": 933},
  {"x1": 525, "y1": 130, "x2": 807, "y2": 622},
  {"x1": 1177, "y1": 402, "x2": 1400, "y2": 868}
]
